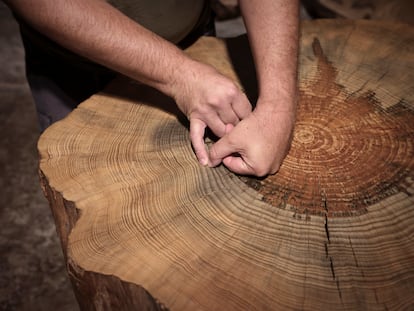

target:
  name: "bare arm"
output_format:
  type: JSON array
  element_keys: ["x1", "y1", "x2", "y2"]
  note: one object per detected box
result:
[
  {"x1": 209, "y1": 0, "x2": 299, "y2": 176},
  {"x1": 6, "y1": 0, "x2": 185, "y2": 95},
  {"x1": 239, "y1": 0, "x2": 299, "y2": 106},
  {"x1": 5, "y1": 0, "x2": 251, "y2": 165}
]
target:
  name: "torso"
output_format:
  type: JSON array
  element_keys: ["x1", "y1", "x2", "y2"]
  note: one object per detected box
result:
[{"x1": 106, "y1": 0, "x2": 206, "y2": 43}]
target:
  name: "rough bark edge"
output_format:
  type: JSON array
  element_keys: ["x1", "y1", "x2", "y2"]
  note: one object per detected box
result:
[{"x1": 38, "y1": 169, "x2": 169, "y2": 311}]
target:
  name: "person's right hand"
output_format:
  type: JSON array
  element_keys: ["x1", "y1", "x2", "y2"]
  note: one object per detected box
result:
[
  {"x1": 170, "y1": 61, "x2": 252, "y2": 166},
  {"x1": 208, "y1": 105, "x2": 295, "y2": 177}
]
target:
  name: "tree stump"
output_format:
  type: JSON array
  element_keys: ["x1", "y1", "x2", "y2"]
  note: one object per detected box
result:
[{"x1": 38, "y1": 20, "x2": 414, "y2": 310}]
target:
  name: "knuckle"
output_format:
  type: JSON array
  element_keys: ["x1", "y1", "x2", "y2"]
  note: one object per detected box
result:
[
  {"x1": 208, "y1": 84, "x2": 239, "y2": 106},
  {"x1": 270, "y1": 165, "x2": 281, "y2": 176},
  {"x1": 253, "y1": 162, "x2": 280, "y2": 177},
  {"x1": 255, "y1": 168, "x2": 269, "y2": 178},
  {"x1": 268, "y1": 163, "x2": 282, "y2": 176},
  {"x1": 227, "y1": 82, "x2": 238, "y2": 94},
  {"x1": 225, "y1": 84, "x2": 239, "y2": 100}
]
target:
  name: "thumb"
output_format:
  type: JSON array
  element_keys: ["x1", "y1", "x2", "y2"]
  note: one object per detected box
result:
[
  {"x1": 222, "y1": 156, "x2": 254, "y2": 175},
  {"x1": 208, "y1": 135, "x2": 236, "y2": 167},
  {"x1": 209, "y1": 141, "x2": 255, "y2": 175}
]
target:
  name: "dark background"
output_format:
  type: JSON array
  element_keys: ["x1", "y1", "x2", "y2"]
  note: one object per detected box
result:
[
  {"x1": 0, "y1": 3, "x2": 78, "y2": 310},
  {"x1": 1, "y1": 1, "x2": 411, "y2": 310}
]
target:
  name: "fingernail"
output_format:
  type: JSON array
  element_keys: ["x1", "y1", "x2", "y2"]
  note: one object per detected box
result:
[{"x1": 199, "y1": 158, "x2": 208, "y2": 166}]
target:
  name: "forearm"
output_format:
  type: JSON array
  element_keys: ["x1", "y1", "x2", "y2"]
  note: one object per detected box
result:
[
  {"x1": 239, "y1": 0, "x2": 299, "y2": 111},
  {"x1": 5, "y1": 0, "x2": 193, "y2": 97}
]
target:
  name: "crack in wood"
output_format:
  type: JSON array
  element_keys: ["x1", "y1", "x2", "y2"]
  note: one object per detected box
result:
[
  {"x1": 322, "y1": 190, "x2": 343, "y2": 301},
  {"x1": 329, "y1": 256, "x2": 336, "y2": 280},
  {"x1": 321, "y1": 187, "x2": 330, "y2": 244}
]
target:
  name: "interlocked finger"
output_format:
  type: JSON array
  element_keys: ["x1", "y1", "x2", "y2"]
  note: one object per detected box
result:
[
  {"x1": 216, "y1": 108, "x2": 239, "y2": 126},
  {"x1": 232, "y1": 92, "x2": 252, "y2": 120}
]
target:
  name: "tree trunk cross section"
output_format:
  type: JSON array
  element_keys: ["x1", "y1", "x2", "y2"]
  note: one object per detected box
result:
[{"x1": 38, "y1": 20, "x2": 414, "y2": 310}]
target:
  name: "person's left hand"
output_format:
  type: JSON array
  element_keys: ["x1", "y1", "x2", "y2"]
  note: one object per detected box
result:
[{"x1": 208, "y1": 102, "x2": 295, "y2": 176}]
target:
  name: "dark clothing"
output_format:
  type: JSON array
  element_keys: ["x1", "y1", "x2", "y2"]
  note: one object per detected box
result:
[{"x1": 16, "y1": 2, "x2": 215, "y2": 131}]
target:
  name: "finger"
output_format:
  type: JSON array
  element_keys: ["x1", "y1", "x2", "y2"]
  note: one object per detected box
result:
[
  {"x1": 225, "y1": 123, "x2": 234, "y2": 134},
  {"x1": 225, "y1": 155, "x2": 278, "y2": 176},
  {"x1": 204, "y1": 114, "x2": 227, "y2": 138},
  {"x1": 222, "y1": 156, "x2": 255, "y2": 175},
  {"x1": 208, "y1": 135, "x2": 236, "y2": 167},
  {"x1": 232, "y1": 92, "x2": 252, "y2": 120},
  {"x1": 190, "y1": 119, "x2": 209, "y2": 166},
  {"x1": 217, "y1": 108, "x2": 240, "y2": 126}
]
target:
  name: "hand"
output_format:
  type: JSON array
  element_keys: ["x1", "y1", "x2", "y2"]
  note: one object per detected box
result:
[
  {"x1": 208, "y1": 103, "x2": 295, "y2": 176},
  {"x1": 171, "y1": 61, "x2": 252, "y2": 166}
]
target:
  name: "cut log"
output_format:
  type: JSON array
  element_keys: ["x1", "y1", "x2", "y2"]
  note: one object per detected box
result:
[{"x1": 38, "y1": 20, "x2": 414, "y2": 310}]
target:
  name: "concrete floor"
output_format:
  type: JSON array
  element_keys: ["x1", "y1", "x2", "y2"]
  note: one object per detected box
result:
[{"x1": 0, "y1": 3, "x2": 79, "y2": 311}]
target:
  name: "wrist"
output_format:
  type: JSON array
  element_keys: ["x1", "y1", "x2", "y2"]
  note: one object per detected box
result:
[
  {"x1": 161, "y1": 57, "x2": 204, "y2": 99},
  {"x1": 256, "y1": 93, "x2": 298, "y2": 115}
]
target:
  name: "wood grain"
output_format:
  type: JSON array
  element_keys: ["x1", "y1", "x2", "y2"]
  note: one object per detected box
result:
[{"x1": 39, "y1": 20, "x2": 414, "y2": 310}]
